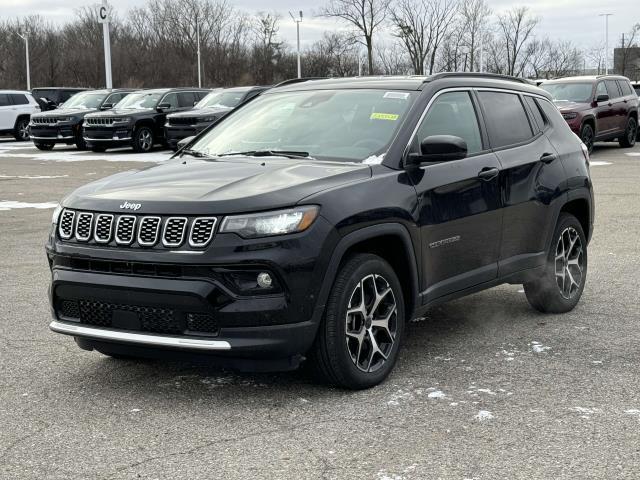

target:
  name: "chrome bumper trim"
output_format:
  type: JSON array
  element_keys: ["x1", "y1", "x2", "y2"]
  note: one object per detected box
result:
[
  {"x1": 84, "y1": 137, "x2": 132, "y2": 142},
  {"x1": 31, "y1": 135, "x2": 73, "y2": 140},
  {"x1": 49, "y1": 320, "x2": 231, "y2": 350}
]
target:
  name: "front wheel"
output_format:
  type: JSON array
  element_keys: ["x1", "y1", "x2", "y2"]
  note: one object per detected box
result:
[
  {"x1": 132, "y1": 126, "x2": 154, "y2": 153},
  {"x1": 524, "y1": 213, "x2": 587, "y2": 313},
  {"x1": 311, "y1": 253, "x2": 405, "y2": 389},
  {"x1": 13, "y1": 118, "x2": 30, "y2": 141},
  {"x1": 580, "y1": 123, "x2": 595, "y2": 153},
  {"x1": 619, "y1": 117, "x2": 637, "y2": 148}
]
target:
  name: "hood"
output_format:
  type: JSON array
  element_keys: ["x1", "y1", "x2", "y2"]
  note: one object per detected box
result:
[
  {"x1": 169, "y1": 107, "x2": 232, "y2": 118},
  {"x1": 86, "y1": 108, "x2": 152, "y2": 118},
  {"x1": 33, "y1": 108, "x2": 98, "y2": 119},
  {"x1": 553, "y1": 100, "x2": 590, "y2": 112},
  {"x1": 64, "y1": 157, "x2": 371, "y2": 215}
]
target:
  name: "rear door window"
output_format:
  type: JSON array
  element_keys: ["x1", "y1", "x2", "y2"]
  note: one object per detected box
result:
[
  {"x1": 617, "y1": 80, "x2": 633, "y2": 97},
  {"x1": 478, "y1": 91, "x2": 533, "y2": 148},
  {"x1": 178, "y1": 92, "x2": 196, "y2": 108},
  {"x1": 9, "y1": 94, "x2": 29, "y2": 105},
  {"x1": 414, "y1": 91, "x2": 483, "y2": 155},
  {"x1": 605, "y1": 80, "x2": 621, "y2": 99}
]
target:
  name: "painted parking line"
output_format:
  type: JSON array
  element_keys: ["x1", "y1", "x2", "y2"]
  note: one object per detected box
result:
[
  {"x1": 0, "y1": 200, "x2": 58, "y2": 211},
  {"x1": 590, "y1": 161, "x2": 612, "y2": 166},
  {"x1": 625, "y1": 152, "x2": 640, "y2": 157}
]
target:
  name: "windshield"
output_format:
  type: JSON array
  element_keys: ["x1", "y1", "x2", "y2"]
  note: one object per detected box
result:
[
  {"x1": 190, "y1": 89, "x2": 416, "y2": 162},
  {"x1": 61, "y1": 92, "x2": 107, "y2": 109},
  {"x1": 115, "y1": 92, "x2": 163, "y2": 110},
  {"x1": 198, "y1": 90, "x2": 246, "y2": 109},
  {"x1": 541, "y1": 83, "x2": 593, "y2": 103}
]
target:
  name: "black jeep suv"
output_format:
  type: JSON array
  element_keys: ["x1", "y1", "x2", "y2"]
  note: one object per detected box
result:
[
  {"x1": 47, "y1": 74, "x2": 594, "y2": 389},
  {"x1": 165, "y1": 86, "x2": 268, "y2": 149},
  {"x1": 29, "y1": 89, "x2": 134, "y2": 150},
  {"x1": 82, "y1": 88, "x2": 209, "y2": 153},
  {"x1": 31, "y1": 87, "x2": 89, "y2": 111}
]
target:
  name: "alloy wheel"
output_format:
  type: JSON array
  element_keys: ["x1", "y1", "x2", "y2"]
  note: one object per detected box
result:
[
  {"x1": 555, "y1": 227, "x2": 584, "y2": 299},
  {"x1": 18, "y1": 120, "x2": 29, "y2": 140},
  {"x1": 581, "y1": 126, "x2": 594, "y2": 152},
  {"x1": 628, "y1": 119, "x2": 637, "y2": 144},
  {"x1": 345, "y1": 274, "x2": 397, "y2": 373},
  {"x1": 138, "y1": 129, "x2": 152, "y2": 151}
]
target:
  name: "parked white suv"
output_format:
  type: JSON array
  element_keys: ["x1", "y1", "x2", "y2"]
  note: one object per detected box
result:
[{"x1": 0, "y1": 90, "x2": 41, "y2": 141}]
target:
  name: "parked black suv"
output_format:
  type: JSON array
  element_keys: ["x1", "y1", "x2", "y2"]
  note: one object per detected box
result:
[
  {"x1": 82, "y1": 88, "x2": 209, "y2": 152},
  {"x1": 47, "y1": 74, "x2": 593, "y2": 389},
  {"x1": 29, "y1": 89, "x2": 134, "y2": 150},
  {"x1": 165, "y1": 86, "x2": 268, "y2": 150},
  {"x1": 31, "y1": 87, "x2": 88, "y2": 111}
]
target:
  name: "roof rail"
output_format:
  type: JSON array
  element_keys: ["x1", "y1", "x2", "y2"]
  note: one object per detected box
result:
[
  {"x1": 427, "y1": 72, "x2": 534, "y2": 85},
  {"x1": 273, "y1": 77, "x2": 327, "y2": 88}
]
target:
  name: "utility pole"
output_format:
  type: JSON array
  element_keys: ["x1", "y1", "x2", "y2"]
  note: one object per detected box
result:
[
  {"x1": 16, "y1": 32, "x2": 30, "y2": 90},
  {"x1": 599, "y1": 13, "x2": 613, "y2": 74},
  {"x1": 289, "y1": 11, "x2": 303, "y2": 78},
  {"x1": 196, "y1": 16, "x2": 202, "y2": 88},
  {"x1": 99, "y1": 0, "x2": 112, "y2": 88}
]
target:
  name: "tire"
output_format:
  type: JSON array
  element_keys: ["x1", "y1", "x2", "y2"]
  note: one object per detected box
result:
[
  {"x1": 74, "y1": 134, "x2": 87, "y2": 150},
  {"x1": 310, "y1": 253, "x2": 405, "y2": 390},
  {"x1": 34, "y1": 142, "x2": 54, "y2": 151},
  {"x1": 13, "y1": 117, "x2": 30, "y2": 141},
  {"x1": 91, "y1": 146, "x2": 106, "y2": 153},
  {"x1": 580, "y1": 123, "x2": 595, "y2": 154},
  {"x1": 619, "y1": 117, "x2": 637, "y2": 148},
  {"x1": 132, "y1": 126, "x2": 154, "y2": 153},
  {"x1": 524, "y1": 213, "x2": 587, "y2": 314}
]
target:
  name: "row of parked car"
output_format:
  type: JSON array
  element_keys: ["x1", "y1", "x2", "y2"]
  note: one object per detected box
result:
[
  {"x1": 1, "y1": 75, "x2": 639, "y2": 155},
  {"x1": 0, "y1": 85, "x2": 267, "y2": 152}
]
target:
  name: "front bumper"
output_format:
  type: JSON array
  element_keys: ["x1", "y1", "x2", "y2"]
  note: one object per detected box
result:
[
  {"x1": 83, "y1": 125, "x2": 133, "y2": 148},
  {"x1": 164, "y1": 124, "x2": 209, "y2": 148},
  {"x1": 30, "y1": 124, "x2": 78, "y2": 143}
]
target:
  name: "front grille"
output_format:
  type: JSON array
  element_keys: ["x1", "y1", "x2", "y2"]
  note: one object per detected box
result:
[
  {"x1": 138, "y1": 217, "x2": 161, "y2": 246},
  {"x1": 190, "y1": 218, "x2": 217, "y2": 247},
  {"x1": 169, "y1": 117, "x2": 198, "y2": 126},
  {"x1": 163, "y1": 218, "x2": 187, "y2": 247},
  {"x1": 115, "y1": 215, "x2": 136, "y2": 245},
  {"x1": 75, "y1": 213, "x2": 93, "y2": 241},
  {"x1": 86, "y1": 117, "x2": 116, "y2": 126},
  {"x1": 57, "y1": 299, "x2": 218, "y2": 336},
  {"x1": 59, "y1": 210, "x2": 75, "y2": 239},
  {"x1": 94, "y1": 214, "x2": 114, "y2": 243},
  {"x1": 58, "y1": 209, "x2": 219, "y2": 250},
  {"x1": 32, "y1": 117, "x2": 63, "y2": 125}
]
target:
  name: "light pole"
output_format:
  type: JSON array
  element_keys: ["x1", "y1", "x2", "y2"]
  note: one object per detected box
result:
[
  {"x1": 16, "y1": 32, "x2": 30, "y2": 90},
  {"x1": 289, "y1": 11, "x2": 302, "y2": 78},
  {"x1": 599, "y1": 13, "x2": 613, "y2": 74},
  {"x1": 196, "y1": 16, "x2": 202, "y2": 88}
]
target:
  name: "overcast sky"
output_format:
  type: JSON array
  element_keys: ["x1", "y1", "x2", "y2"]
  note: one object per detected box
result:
[{"x1": 0, "y1": 0, "x2": 636, "y2": 52}]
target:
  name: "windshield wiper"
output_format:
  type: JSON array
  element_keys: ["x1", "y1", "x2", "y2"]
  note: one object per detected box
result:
[
  {"x1": 217, "y1": 150, "x2": 311, "y2": 159},
  {"x1": 180, "y1": 149, "x2": 207, "y2": 158}
]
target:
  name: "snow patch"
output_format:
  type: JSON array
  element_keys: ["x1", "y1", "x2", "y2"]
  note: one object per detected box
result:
[
  {"x1": 531, "y1": 341, "x2": 551, "y2": 353},
  {"x1": 427, "y1": 390, "x2": 446, "y2": 399},
  {"x1": 475, "y1": 410, "x2": 494, "y2": 421},
  {"x1": 0, "y1": 174, "x2": 68, "y2": 179},
  {"x1": 0, "y1": 200, "x2": 58, "y2": 211},
  {"x1": 589, "y1": 160, "x2": 612, "y2": 166}
]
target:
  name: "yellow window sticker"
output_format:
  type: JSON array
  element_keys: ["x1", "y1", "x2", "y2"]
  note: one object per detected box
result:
[{"x1": 370, "y1": 112, "x2": 399, "y2": 121}]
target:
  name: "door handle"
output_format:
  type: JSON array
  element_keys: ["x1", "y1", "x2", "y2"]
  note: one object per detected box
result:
[
  {"x1": 540, "y1": 152, "x2": 557, "y2": 164},
  {"x1": 478, "y1": 167, "x2": 499, "y2": 181}
]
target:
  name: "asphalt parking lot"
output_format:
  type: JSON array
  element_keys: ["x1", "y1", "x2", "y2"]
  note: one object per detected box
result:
[{"x1": 1, "y1": 139, "x2": 639, "y2": 480}]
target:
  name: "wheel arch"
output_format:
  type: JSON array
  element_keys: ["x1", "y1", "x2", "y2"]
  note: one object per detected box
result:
[
  {"x1": 559, "y1": 193, "x2": 592, "y2": 243},
  {"x1": 13, "y1": 114, "x2": 30, "y2": 129},
  {"x1": 581, "y1": 115, "x2": 596, "y2": 133},
  {"x1": 316, "y1": 224, "x2": 420, "y2": 322}
]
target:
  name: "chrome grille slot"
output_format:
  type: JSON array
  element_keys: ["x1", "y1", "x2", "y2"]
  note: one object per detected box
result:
[
  {"x1": 86, "y1": 117, "x2": 114, "y2": 126},
  {"x1": 32, "y1": 117, "x2": 61, "y2": 125},
  {"x1": 138, "y1": 217, "x2": 161, "y2": 246},
  {"x1": 75, "y1": 213, "x2": 94, "y2": 241},
  {"x1": 189, "y1": 217, "x2": 217, "y2": 247},
  {"x1": 94, "y1": 214, "x2": 114, "y2": 243},
  {"x1": 59, "y1": 210, "x2": 75, "y2": 239},
  {"x1": 115, "y1": 215, "x2": 136, "y2": 245},
  {"x1": 162, "y1": 217, "x2": 187, "y2": 247}
]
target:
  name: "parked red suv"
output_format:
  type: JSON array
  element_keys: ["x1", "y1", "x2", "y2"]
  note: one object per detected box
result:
[{"x1": 541, "y1": 75, "x2": 638, "y2": 152}]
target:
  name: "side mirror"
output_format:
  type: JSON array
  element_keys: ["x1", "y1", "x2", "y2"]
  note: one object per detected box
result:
[
  {"x1": 406, "y1": 135, "x2": 468, "y2": 167},
  {"x1": 100, "y1": 103, "x2": 114, "y2": 110},
  {"x1": 157, "y1": 103, "x2": 172, "y2": 112},
  {"x1": 193, "y1": 101, "x2": 199, "y2": 106},
  {"x1": 596, "y1": 94, "x2": 609, "y2": 103},
  {"x1": 177, "y1": 136, "x2": 196, "y2": 150}
]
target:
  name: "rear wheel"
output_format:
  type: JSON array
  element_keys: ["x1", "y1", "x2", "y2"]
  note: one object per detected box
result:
[
  {"x1": 311, "y1": 253, "x2": 405, "y2": 389},
  {"x1": 580, "y1": 123, "x2": 595, "y2": 153},
  {"x1": 34, "y1": 142, "x2": 54, "y2": 151},
  {"x1": 619, "y1": 117, "x2": 637, "y2": 148},
  {"x1": 524, "y1": 213, "x2": 587, "y2": 313},
  {"x1": 133, "y1": 126, "x2": 154, "y2": 153},
  {"x1": 13, "y1": 117, "x2": 30, "y2": 141}
]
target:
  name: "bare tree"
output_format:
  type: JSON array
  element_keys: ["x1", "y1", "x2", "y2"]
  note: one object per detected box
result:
[
  {"x1": 459, "y1": 0, "x2": 491, "y2": 72},
  {"x1": 389, "y1": 0, "x2": 431, "y2": 75},
  {"x1": 321, "y1": 0, "x2": 390, "y2": 75},
  {"x1": 496, "y1": 6, "x2": 539, "y2": 76},
  {"x1": 376, "y1": 41, "x2": 412, "y2": 74},
  {"x1": 304, "y1": 32, "x2": 359, "y2": 77},
  {"x1": 618, "y1": 23, "x2": 640, "y2": 76}
]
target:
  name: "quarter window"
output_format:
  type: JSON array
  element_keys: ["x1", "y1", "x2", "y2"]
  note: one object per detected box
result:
[
  {"x1": 523, "y1": 96, "x2": 546, "y2": 132},
  {"x1": 413, "y1": 91, "x2": 483, "y2": 155},
  {"x1": 478, "y1": 91, "x2": 533, "y2": 148}
]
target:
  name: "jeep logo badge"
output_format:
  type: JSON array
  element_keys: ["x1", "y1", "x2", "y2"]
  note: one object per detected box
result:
[{"x1": 119, "y1": 201, "x2": 141, "y2": 211}]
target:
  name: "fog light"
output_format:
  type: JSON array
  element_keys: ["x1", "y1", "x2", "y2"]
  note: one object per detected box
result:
[{"x1": 257, "y1": 272, "x2": 273, "y2": 289}]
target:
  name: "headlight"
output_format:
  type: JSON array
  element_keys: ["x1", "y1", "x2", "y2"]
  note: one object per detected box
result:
[
  {"x1": 200, "y1": 116, "x2": 217, "y2": 123},
  {"x1": 220, "y1": 206, "x2": 319, "y2": 238},
  {"x1": 51, "y1": 204, "x2": 62, "y2": 224},
  {"x1": 562, "y1": 112, "x2": 578, "y2": 120},
  {"x1": 112, "y1": 117, "x2": 132, "y2": 125}
]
